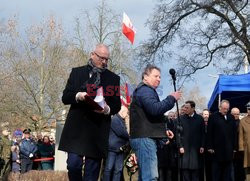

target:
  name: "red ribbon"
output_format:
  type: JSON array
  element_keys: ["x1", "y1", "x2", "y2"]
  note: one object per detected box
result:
[{"x1": 33, "y1": 157, "x2": 54, "y2": 162}]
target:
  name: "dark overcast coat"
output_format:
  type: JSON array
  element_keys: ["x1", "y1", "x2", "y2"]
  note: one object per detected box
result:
[
  {"x1": 58, "y1": 65, "x2": 121, "y2": 158},
  {"x1": 207, "y1": 111, "x2": 236, "y2": 162},
  {"x1": 179, "y1": 113, "x2": 205, "y2": 169}
]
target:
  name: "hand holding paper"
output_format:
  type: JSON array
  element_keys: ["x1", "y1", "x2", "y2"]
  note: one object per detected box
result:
[
  {"x1": 94, "y1": 87, "x2": 110, "y2": 115},
  {"x1": 94, "y1": 87, "x2": 105, "y2": 109}
]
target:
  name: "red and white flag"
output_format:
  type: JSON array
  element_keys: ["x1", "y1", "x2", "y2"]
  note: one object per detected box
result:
[
  {"x1": 120, "y1": 83, "x2": 131, "y2": 108},
  {"x1": 122, "y1": 12, "x2": 136, "y2": 44}
]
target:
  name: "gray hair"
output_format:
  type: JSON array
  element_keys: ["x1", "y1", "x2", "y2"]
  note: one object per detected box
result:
[{"x1": 220, "y1": 99, "x2": 230, "y2": 105}]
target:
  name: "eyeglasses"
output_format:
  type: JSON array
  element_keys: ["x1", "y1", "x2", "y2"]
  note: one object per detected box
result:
[{"x1": 94, "y1": 52, "x2": 109, "y2": 62}]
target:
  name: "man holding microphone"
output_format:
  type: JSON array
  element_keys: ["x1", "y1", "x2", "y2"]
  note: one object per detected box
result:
[{"x1": 129, "y1": 64, "x2": 182, "y2": 181}]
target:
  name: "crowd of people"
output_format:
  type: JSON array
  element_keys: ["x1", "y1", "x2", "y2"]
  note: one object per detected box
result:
[
  {"x1": 58, "y1": 43, "x2": 250, "y2": 181},
  {"x1": 0, "y1": 128, "x2": 55, "y2": 180},
  {"x1": 1, "y1": 43, "x2": 249, "y2": 181},
  {"x1": 107, "y1": 84, "x2": 250, "y2": 181},
  {"x1": 157, "y1": 102, "x2": 250, "y2": 181}
]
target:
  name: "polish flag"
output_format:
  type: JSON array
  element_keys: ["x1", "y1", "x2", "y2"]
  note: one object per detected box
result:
[
  {"x1": 120, "y1": 96, "x2": 129, "y2": 108},
  {"x1": 120, "y1": 83, "x2": 131, "y2": 108},
  {"x1": 122, "y1": 12, "x2": 136, "y2": 44}
]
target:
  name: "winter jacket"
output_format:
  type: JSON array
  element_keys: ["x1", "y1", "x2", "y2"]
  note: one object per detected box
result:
[
  {"x1": 19, "y1": 139, "x2": 38, "y2": 159},
  {"x1": 108, "y1": 114, "x2": 129, "y2": 152}
]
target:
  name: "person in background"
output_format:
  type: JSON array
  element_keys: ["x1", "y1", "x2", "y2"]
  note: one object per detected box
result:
[
  {"x1": 202, "y1": 109, "x2": 209, "y2": 133},
  {"x1": 49, "y1": 136, "x2": 55, "y2": 154},
  {"x1": 36, "y1": 133, "x2": 43, "y2": 146},
  {"x1": 103, "y1": 105, "x2": 130, "y2": 181},
  {"x1": 179, "y1": 100, "x2": 205, "y2": 181},
  {"x1": 0, "y1": 129, "x2": 11, "y2": 179},
  {"x1": 12, "y1": 129, "x2": 23, "y2": 146},
  {"x1": 239, "y1": 101, "x2": 250, "y2": 180},
  {"x1": 180, "y1": 105, "x2": 187, "y2": 116},
  {"x1": 19, "y1": 128, "x2": 38, "y2": 173},
  {"x1": 231, "y1": 107, "x2": 245, "y2": 181},
  {"x1": 38, "y1": 136, "x2": 54, "y2": 170},
  {"x1": 11, "y1": 144, "x2": 20, "y2": 173},
  {"x1": 33, "y1": 133, "x2": 43, "y2": 170},
  {"x1": 49, "y1": 136, "x2": 55, "y2": 145},
  {"x1": 201, "y1": 109, "x2": 212, "y2": 181},
  {"x1": 157, "y1": 111, "x2": 178, "y2": 181},
  {"x1": 207, "y1": 100, "x2": 236, "y2": 181}
]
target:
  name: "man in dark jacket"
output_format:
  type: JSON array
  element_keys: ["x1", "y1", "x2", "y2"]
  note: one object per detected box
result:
[
  {"x1": 157, "y1": 111, "x2": 178, "y2": 181},
  {"x1": 231, "y1": 107, "x2": 245, "y2": 181},
  {"x1": 0, "y1": 129, "x2": 11, "y2": 179},
  {"x1": 179, "y1": 101, "x2": 205, "y2": 181},
  {"x1": 202, "y1": 109, "x2": 212, "y2": 181},
  {"x1": 19, "y1": 129, "x2": 38, "y2": 173},
  {"x1": 58, "y1": 44, "x2": 121, "y2": 181},
  {"x1": 207, "y1": 100, "x2": 236, "y2": 181},
  {"x1": 103, "y1": 105, "x2": 129, "y2": 181},
  {"x1": 129, "y1": 64, "x2": 182, "y2": 181},
  {"x1": 38, "y1": 136, "x2": 54, "y2": 170}
]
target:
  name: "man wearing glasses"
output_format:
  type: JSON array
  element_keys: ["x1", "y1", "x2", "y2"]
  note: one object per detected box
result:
[
  {"x1": 207, "y1": 100, "x2": 236, "y2": 181},
  {"x1": 59, "y1": 44, "x2": 121, "y2": 181}
]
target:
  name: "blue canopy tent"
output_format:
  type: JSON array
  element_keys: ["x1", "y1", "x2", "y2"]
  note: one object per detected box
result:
[{"x1": 208, "y1": 73, "x2": 250, "y2": 112}]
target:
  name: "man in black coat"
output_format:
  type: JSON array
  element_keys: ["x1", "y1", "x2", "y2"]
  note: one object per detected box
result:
[
  {"x1": 231, "y1": 107, "x2": 245, "y2": 181},
  {"x1": 58, "y1": 44, "x2": 121, "y2": 181},
  {"x1": 157, "y1": 111, "x2": 178, "y2": 181},
  {"x1": 202, "y1": 109, "x2": 212, "y2": 181},
  {"x1": 207, "y1": 100, "x2": 236, "y2": 181},
  {"x1": 179, "y1": 101, "x2": 205, "y2": 181}
]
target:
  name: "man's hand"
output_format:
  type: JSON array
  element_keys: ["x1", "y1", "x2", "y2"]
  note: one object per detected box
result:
[
  {"x1": 180, "y1": 147, "x2": 185, "y2": 154},
  {"x1": 171, "y1": 91, "x2": 182, "y2": 101},
  {"x1": 200, "y1": 147, "x2": 204, "y2": 154},
  {"x1": 165, "y1": 140, "x2": 170, "y2": 145},
  {"x1": 208, "y1": 149, "x2": 215, "y2": 154},
  {"x1": 76, "y1": 92, "x2": 88, "y2": 101},
  {"x1": 29, "y1": 153, "x2": 33, "y2": 158},
  {"x1": 166, "y1": 130, "x2": 174, "y2": 139}
]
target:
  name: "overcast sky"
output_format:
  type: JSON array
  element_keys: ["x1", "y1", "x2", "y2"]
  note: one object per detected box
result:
[{"x1": 1, "y1": 0, "x2": 236, "y2": 107}]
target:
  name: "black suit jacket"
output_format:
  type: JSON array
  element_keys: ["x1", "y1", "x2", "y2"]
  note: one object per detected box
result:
[
  {"x1": 180, "y1": 113, "x2": 205, "y2": 169},
  {"x1": 207, "y1": 111, "x2": 236, "y2": 162},
  {"x1": 58, "y1": 65, "x2": 121, "y2": 158}
]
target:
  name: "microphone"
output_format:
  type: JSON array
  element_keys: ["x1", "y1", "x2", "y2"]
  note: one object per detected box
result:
[
  {"x1": 169, "y1": 69, "x2": 182, "y2": 181},
  {"x1": 169, "y1": 68, "x2": 176, "y2": 81}
]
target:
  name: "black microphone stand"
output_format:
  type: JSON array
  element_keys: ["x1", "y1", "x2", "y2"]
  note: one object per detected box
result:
[{"x1": 170, "y1": 76, "x2": 182, "y2": 181}]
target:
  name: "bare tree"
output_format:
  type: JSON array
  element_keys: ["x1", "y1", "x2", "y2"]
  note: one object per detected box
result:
[
  {"x1": 75, "y1": 0, "x2": 138, "y2": 84},
  {"x1": 180, "y1": 86, "x2": 207, "y2": 113},
  {"x1": 138, "y1": 0, "x2": 250, "y2": 79},
  {"x1": 0, "y1": 2, "x2": 138, "y2": 131},
  {"x1": 0, "y1": 16, "x2": 80, "y2": 131}
]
